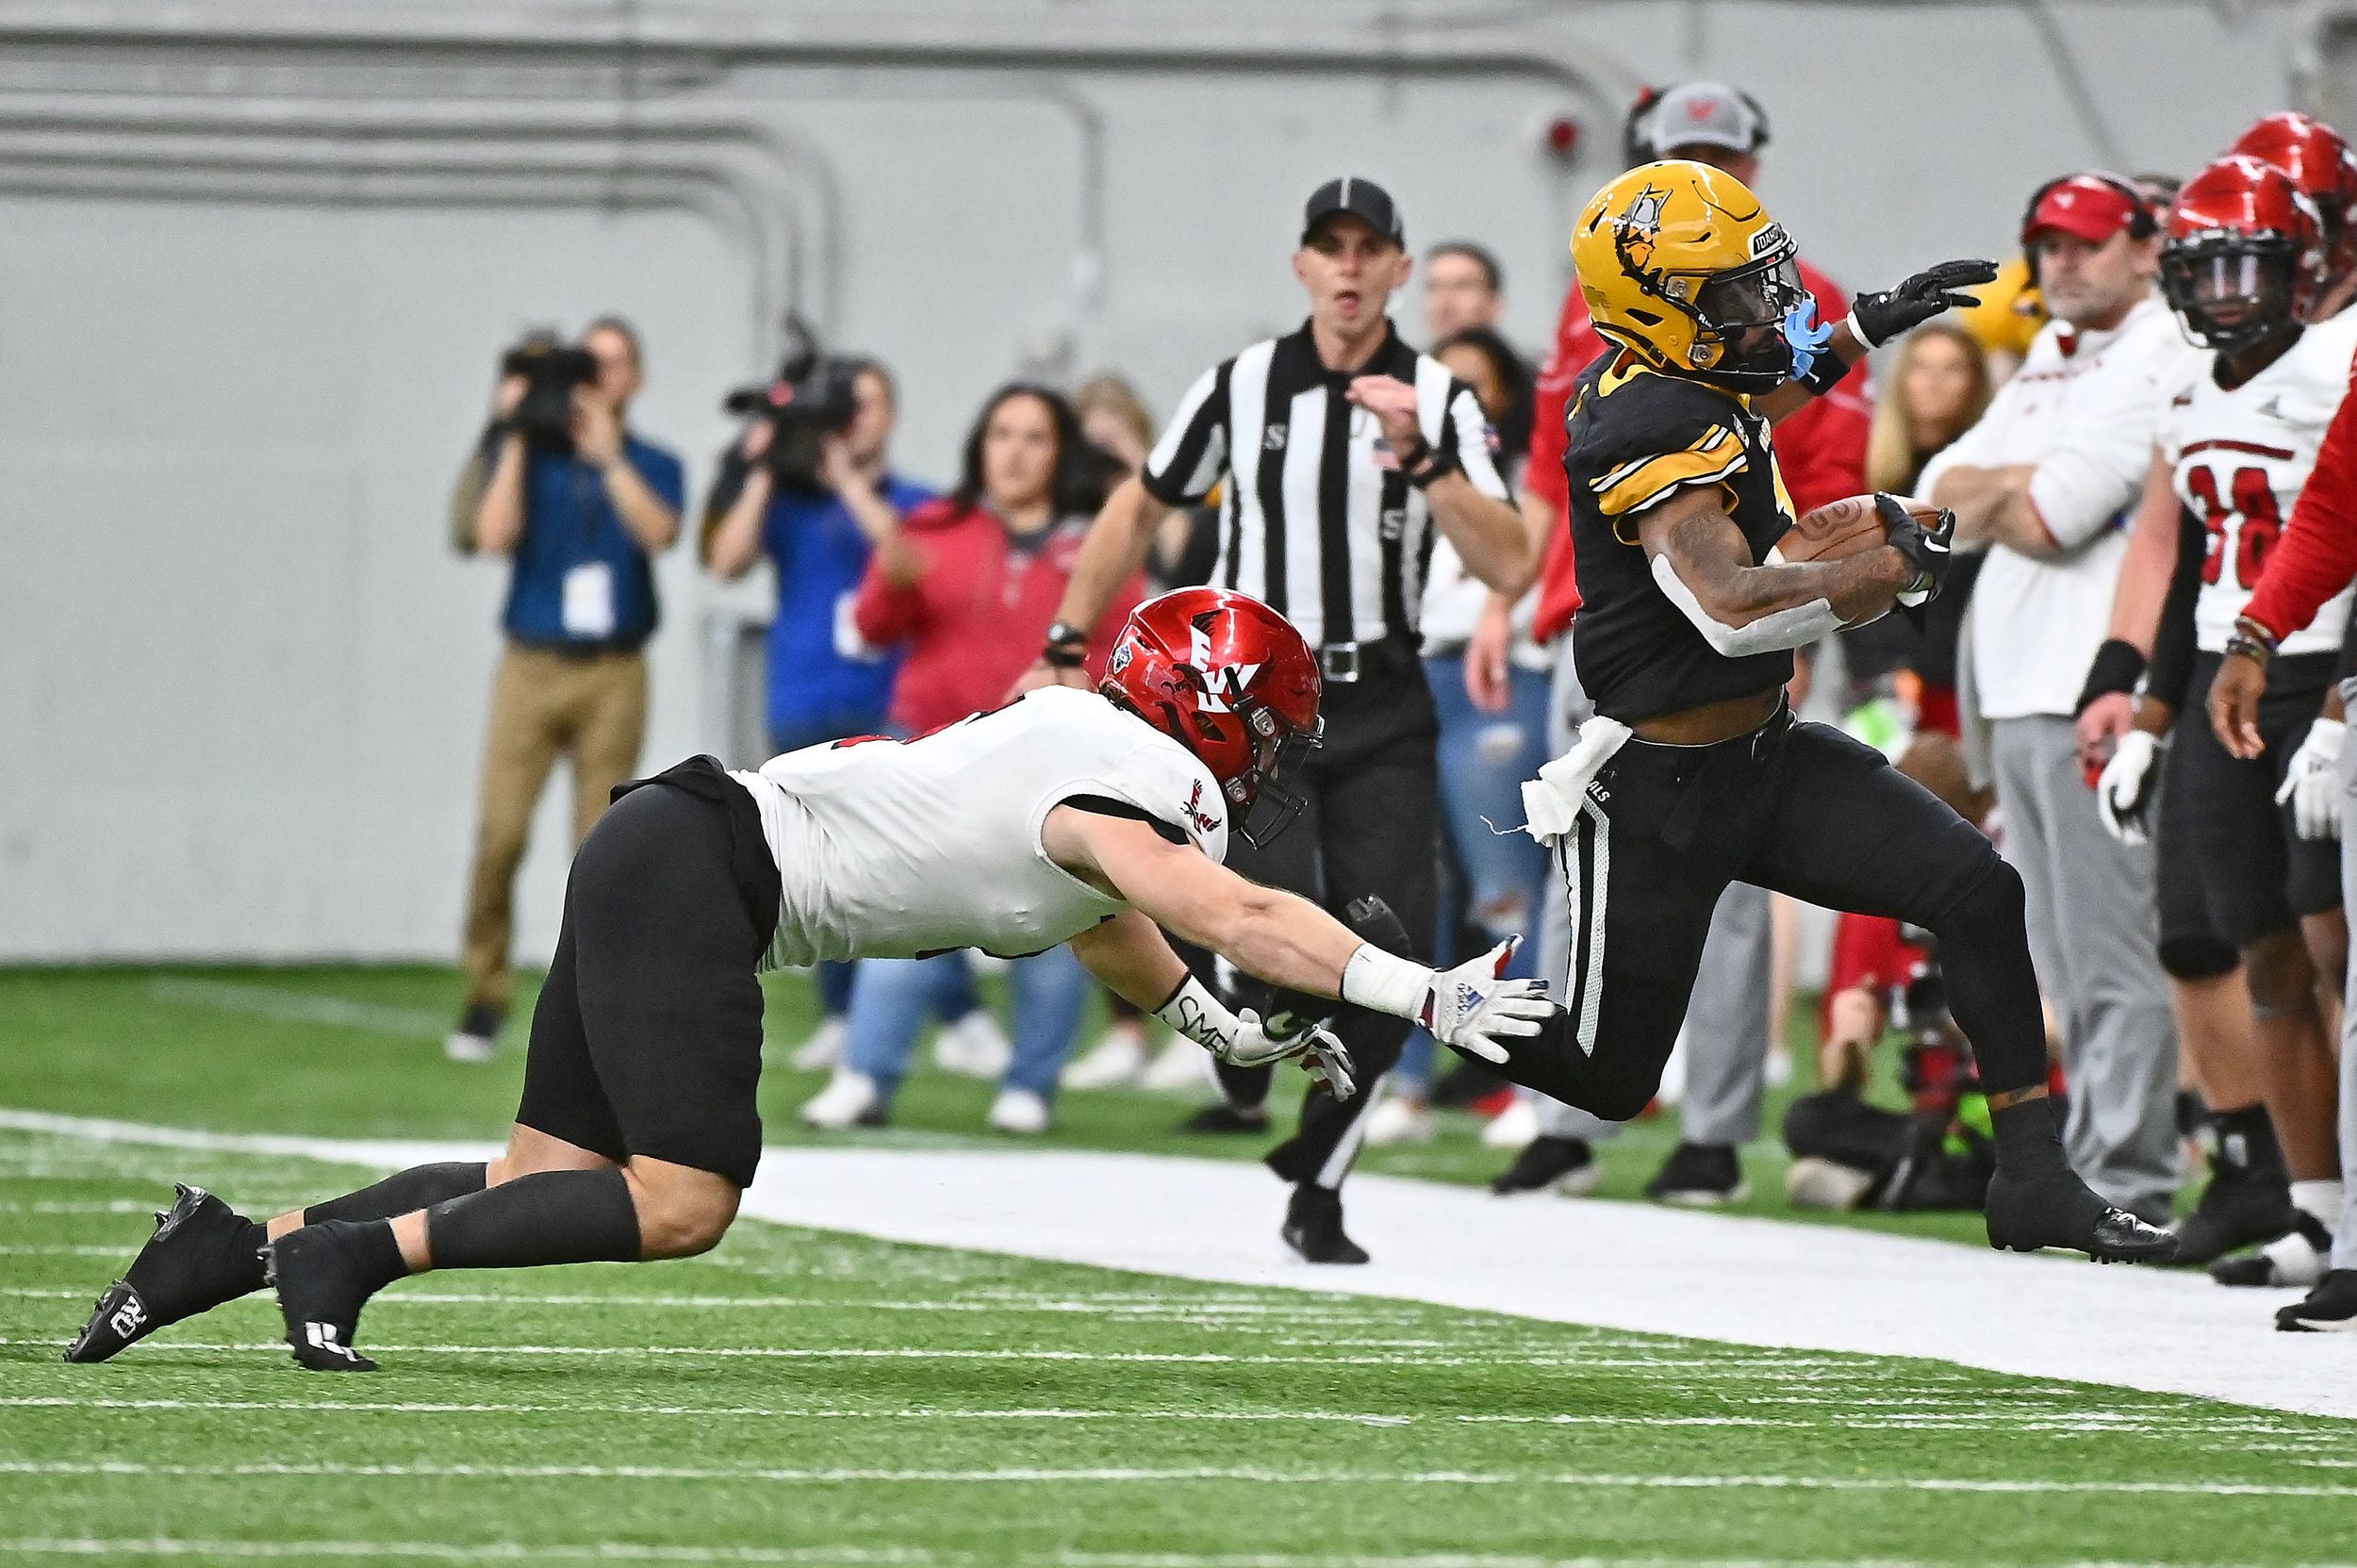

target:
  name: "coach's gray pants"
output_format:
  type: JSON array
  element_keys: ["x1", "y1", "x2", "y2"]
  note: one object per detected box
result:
[
  {"x1": 2332, "y1": 713, "x2": 2357, "y2": 1273},
  {"x1": 1988, "y1": 714, "x2": 2180, "y2": 1219},
  {"x1": 1528, "y1": 636, "x2": 1774, "y2": 1147}
]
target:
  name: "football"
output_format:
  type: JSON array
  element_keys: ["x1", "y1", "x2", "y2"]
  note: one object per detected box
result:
[{"x1": 1777, "y1": 493, "x2": 1942, "y2": 563}]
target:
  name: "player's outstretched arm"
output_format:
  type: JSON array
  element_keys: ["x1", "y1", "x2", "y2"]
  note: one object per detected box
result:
[
  {"x1": 1640, "y1": 487, "x2": 1931, "y2": 655},
  {"x1": 1043, "y1": 806, "x2": 1552, "y2": 1063}
]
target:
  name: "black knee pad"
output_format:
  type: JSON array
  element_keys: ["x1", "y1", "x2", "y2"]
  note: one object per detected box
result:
[{"x1": 2159, "y1": 933, "x2": 2240, "y2": 982}]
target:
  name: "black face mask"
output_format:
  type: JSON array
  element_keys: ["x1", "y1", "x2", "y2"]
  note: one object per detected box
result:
[
  {"x1": 2162, "y1": 239, "x2": 2302, "y2": 356},
  {"x1": 1690, "y1": 253, "x2": 1808, "y2": 390},
  {"x1": 1230, "y1": 719, "x2": 1323, "y2": 850}
]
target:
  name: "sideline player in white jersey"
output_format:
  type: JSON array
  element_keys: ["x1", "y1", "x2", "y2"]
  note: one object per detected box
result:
[
  {"x1": 65, "y1": 588, "x2": 1551, "y2": 1372},
  {"x1": 2078, "y1": 154, "x2": 2357, "y2": 1284}
]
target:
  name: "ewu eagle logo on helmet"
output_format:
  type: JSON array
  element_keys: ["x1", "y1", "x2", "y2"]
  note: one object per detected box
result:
[{"x1": 1189, "y1": 620, "x2": 1261, "y2": 716}]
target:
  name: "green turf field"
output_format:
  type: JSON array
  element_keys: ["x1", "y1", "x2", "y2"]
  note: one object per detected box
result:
[{"x1": 2, "y1": 964, "x2": 2348, "y2": 1566}]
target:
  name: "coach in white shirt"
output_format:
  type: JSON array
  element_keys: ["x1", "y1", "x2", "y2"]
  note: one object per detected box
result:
[{"x1": 1920, "y1": 173, "x2": 2186, "y2": 1223}]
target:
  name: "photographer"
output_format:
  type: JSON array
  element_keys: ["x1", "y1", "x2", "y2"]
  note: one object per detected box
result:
[
  {"x1": 446, "y1": 317, "x2": 684, "y2": 1065},
  {"x1": 702, "y1": 353, "x2": 953, "y2": 1075}
]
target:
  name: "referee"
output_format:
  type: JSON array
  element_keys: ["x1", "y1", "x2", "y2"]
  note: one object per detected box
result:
[{"x1": 1017, "y1": 176, "x2": 1530, "y2": 1262}]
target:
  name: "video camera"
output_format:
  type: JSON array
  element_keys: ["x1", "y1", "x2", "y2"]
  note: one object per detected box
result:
[
  {"x1": 501, "y1": 333, "x2": 600, "y2": 453},
  {"x1": 724, "y1": 318, "x2": 865, "y2": 493}
]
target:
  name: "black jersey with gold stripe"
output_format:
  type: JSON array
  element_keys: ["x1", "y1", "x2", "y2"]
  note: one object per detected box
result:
[{"x1": 1564, "y1": 354, "x2": 1797, "y2": 723}]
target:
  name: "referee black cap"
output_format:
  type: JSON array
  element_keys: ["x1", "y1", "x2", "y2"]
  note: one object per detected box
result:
[{"x1": 1301, "y1": 176, "x2": 1404, "y2": 247}]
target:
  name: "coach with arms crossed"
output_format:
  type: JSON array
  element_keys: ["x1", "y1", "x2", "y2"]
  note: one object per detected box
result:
[{"x1": 1016, "y1": 177, "x2": 1530, "y2": 1263}]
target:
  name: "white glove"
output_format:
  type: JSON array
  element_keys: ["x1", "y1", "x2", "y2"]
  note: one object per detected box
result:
[
  {"x1": 2275, "y1": 717, "x2": 2345, "y2": 841},
  {"x1": 1342, "y1": 937, "x2": 1555, "y2": 1065},
  {"x1": 1154, "y1": 977, "x2": 1358, "y2": 1098},
  {"x1": 2095, "y1": 730, "x2": 2161, "y2": 846}
]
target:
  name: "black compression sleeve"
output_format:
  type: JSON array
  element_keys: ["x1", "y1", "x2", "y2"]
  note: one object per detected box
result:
[
  {"x1": 2146, "y1": 504, "x2": 2205, "y2": 713},
  {"x1": 303, "y1": 1163, "x2": 488, "y2": 1228},
  {"x1": 2338, "y1": 597, "x2": 2357, "y2": 689},
  {"x1": 424, "y1": 1167, "x2": 641, "y2": 1270}
]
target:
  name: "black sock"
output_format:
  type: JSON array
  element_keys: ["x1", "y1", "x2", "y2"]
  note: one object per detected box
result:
[
  {"x1": 1990, "y1": 1096, "x2": 2074, "y2": 1179},
  {"x1": 236, "y1": 1220, "x2": 270, "y2": 1291},
  {"x1": 324, "y1": 1218, "x2": 412, "y2": 1295},
  {"x1": 2212, "y1": 1104, "x2": 2285, "y2": 1179},
  {"x1": 304, "y1": 1163, "x2": 489, "y2": 1228},
  {"x1": 423, "y1": 1167, "x2": 641, "y2": 1271}
]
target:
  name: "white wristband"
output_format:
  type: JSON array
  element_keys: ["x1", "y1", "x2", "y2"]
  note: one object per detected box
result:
[
  {"x1": 1154, "y1": 975, "x2": 1242, "y2": 1055},
  {"x1": 1842, "y1": 307, "x2": 1874, "y2": 351},
  {"x1": 1340, "y1": 944, "x2": 1435, "y2": 1023}
]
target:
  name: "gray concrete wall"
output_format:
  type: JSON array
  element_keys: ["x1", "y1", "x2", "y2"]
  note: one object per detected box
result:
[{"x1": 0, "y1": 0, "x2": 2332, "y2": 960}]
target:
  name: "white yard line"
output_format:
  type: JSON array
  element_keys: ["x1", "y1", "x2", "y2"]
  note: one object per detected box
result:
[
  {"x1": 5, "y1": 1109, "x2": 2354, "y2": 1419},
  {"x1": 1, "y1": 1460, "x2": 2351, "y2": 1497}
]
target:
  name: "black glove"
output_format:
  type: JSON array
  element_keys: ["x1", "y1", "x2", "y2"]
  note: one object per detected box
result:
[
  {"x1": 1850, "y1": 259, "x2": 2000, "y2": 349},
  {"x1": 1874, "y1": 493, "x2": 1957, "y2": 603}
]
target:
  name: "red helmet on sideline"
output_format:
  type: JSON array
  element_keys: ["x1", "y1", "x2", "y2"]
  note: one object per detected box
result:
[
  {"x1": 2230, "y1": 111, "x2": 2357, "y2": 284},
  {"x1": 1101, "y1": 587, "x2": 1322, "y2": 847},
  {"x1": 2161, "y1": 155, "x2": 2324, "y2": 354}
]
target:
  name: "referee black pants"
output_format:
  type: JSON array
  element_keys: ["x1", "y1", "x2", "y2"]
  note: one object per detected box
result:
[
  {"x1": 1216, "y1": 664, "x2": 1440, "y2": 1190},
  {"x1": 1486, "y1": 707, "x2": 2052, "y2": 1120}
]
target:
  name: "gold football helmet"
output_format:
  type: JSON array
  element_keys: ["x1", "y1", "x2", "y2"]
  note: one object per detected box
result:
[{"x1": 1572, "y1": 159, "x2": 1810, "y2": 392}]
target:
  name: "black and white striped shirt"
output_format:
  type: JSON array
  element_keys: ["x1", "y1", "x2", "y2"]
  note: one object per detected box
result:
[{"x1": 1139, "y1": 319, "x2": 1510, "y2": 651}]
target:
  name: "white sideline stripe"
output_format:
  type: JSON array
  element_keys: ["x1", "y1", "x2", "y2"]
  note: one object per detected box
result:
[
  {"x1": 0, "y1": 1285, "x2": 1425, "y2": 1318},
  {"x1": 2, "y1": 1461, "x2": 2353, "y2": 1498},
  {"x1": 141, "y1": 977, "x2": 447, "y2": 1037},
  {"x1": 0, "y1": 1337, "x2": 1835, "y2": 1369},
  {"x1": 18, "y1": 1395, "x2": 2290, "y2": 1435},
  {"x1": 0, "y1": 1544, "x2": 2167, "y2": 1568},
  {"x1": 8, "y1": 1109, "x2": 2357, "y2": 1420}
]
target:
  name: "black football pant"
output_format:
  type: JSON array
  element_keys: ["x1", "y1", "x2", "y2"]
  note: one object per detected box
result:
[
  {"x1": 1215, "y1": 664, "x2": 1440, "y2": 1190},
  {"x1": 1483, "y1": 706, "x2": 2050, "y2": 1120}
]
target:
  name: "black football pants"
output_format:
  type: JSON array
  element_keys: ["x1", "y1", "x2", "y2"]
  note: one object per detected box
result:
[
  {"x1": 1215, "y1": 665, "x2": 1440, "y2": 1190},
  {"x1": 1485, "y1": 706, "x2": 2050, "y2": 1119}
]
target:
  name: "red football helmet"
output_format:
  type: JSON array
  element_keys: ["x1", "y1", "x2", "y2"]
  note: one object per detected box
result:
[
  {"x1": 2230, "y1": 111, "x2": 2357, "y2": 285},
  {"x1": 1101, "y1": 587, "x2": 1322, "y2": 847},
  {"x1": 2160, "y1": 155, "x2": 2324, "y2": 355}
]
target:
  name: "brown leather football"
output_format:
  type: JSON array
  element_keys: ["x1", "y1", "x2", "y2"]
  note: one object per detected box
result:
[{"x1": 1777, "y1": 493, "x2": 1940, "y2": 563}]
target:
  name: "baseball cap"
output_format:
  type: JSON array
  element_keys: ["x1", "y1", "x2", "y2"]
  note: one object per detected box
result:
[
  {"x1": 2022, "y1": 174, "x2": 2146, "y2": 245},
  {"x1": 1301, "y1": 176, "x2": 1405, "y2": 247},
  {"x1": 1644, "y1": 81, "x2": 1771, "y2": 157}
]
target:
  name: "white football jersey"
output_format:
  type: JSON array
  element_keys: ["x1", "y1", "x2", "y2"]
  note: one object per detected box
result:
[
  {"x1": 2158, "y1": 310, "x2": 2357, "y2": 655},
  {"x1": 730, "y1": 687, "x2": 1228, "y2": 970}
]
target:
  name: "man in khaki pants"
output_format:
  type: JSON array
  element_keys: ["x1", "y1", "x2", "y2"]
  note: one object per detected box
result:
[{"x1": 448, "y1": 318, "x2": 684, "y2": 1061}]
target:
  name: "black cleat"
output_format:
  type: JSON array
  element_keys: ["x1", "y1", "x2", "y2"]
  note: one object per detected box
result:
[
  {"x1": 267, "y1": 1222, "x2": 390, "y2": 1373},
  {"x1": 1491, "y1": 1134, "x2": 1602, "y2": 1197},
  {"x1": 2169, "y1": 1164, "x2": 2297, "y2": 1266},
  {"x1": 64, "y1": 1184, "x2": 266, "y2": 1363},
  {"x1": 1281, "y1": 1184, "x2": 1368, "y2": 1265},
  {"x1": 2277, "y1": 1269, "x2": 2357, "y2": 1331},
  {"x1": 1644, "y1": 1142, "x2": 1747, "y2": 1206},
  {"x1": 1984, "y1": 1167, "x2": 2178, "y2": 1263},
  {"x1": 2210, "y1": 1212, "x2": 2331, "y2": 1288},
  {"x1": 1179, "y1": 1102, "x2": 1270, "y2": 1135}
]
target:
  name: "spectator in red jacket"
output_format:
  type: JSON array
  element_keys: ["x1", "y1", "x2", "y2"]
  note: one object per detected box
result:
[{"x1": 846, "y1": 384, "x2": 1140, "y2": 734}]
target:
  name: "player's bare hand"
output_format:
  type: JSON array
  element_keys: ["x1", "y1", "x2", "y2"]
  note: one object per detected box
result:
[
  {"x1": 2074, "y1": 690, "x2": 2134, "y2": 777},
  {"x1": 1345, "y1": 374, "x2": 1423, "y2": 449},
  {"x1": 1464, "y1": 597, "x2": 1513, "y2": 714},
  {"x1": 1008, "y1": 659, "x2": 1090, "y2": 701},
  {"x1": 1424, "y1": 939, "x2": 1555, "y2": 1065},
  {"x1": 2208, "y1": 652, "x2": 2270, "y2": 761}
]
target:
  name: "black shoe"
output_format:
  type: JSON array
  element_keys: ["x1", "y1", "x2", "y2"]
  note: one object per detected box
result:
[
  {"x1": 1644, "y1": 1143, "x2": 1747, "y2": 1206},
  {"x1": 2277, "y1": 1269, "x2": 2357, "y2": 1331},
  {"x1": 64, "y1": 1184, "x2": 266, "y2": 1363},
  {"x1": 2210, "y1": 1211, "x2": 2332, "y2": 1288},
  {"x1": 1179, "y1": 1103, "x2": 1270, "y2": 1135},
  {"x1": 2169, "y1": 1164, "x2": 2297, "y2": 1266},
  {"x1": 1281, "y1": 1184, "x2": 1368, "y2": 1264},
  {"x1": 267, "y1": 1222, "x2": 397, "y2": 1372},
  {"x1": 1491, "y1": 1135, "x2": 1601, "y2": 1197},
  {"x1": 1984, "y1": 1166, "x2": 2178, "y2": 1263}
]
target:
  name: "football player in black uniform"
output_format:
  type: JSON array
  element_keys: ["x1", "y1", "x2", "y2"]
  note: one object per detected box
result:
[{"x1": 1484, "y1": 160, "x2": 2175, "y2": 1263}]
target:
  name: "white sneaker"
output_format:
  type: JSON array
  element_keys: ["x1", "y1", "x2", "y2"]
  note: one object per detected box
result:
[
  {"x1": 1656, "y1": 1035, "x2": 1689, "y2": 1108},
  {"x1": 444, "y1": 1029, "x2": 497, "y2": 1065},
  {"x1": 934, "y1": 1011, "x2": 1013, "y2": 1079},
  {"x1": 1061, "y1": 1025, "x2": 1150, "y2": 1090},
  {"x1": 789, "y1": 1016, "x2": 847, "y2": 1072},
  {"x1": 1764, "y1": 1045, "x2": 1794, "y2": 1090},
  {"x1": 799, "y1": 1069, "x2": 882, "y2": 1130},
  {"x1": 1481, "y1": 1097, "x2": 1541, "y2": 1150},
  {"x1": 1141, "y1": 1034, "x2": 1215, "y2": 1091},
  {"x1": 986, "y1": 1086, "x2": 1050, "y2": 1135},
  {"x1": 1362, "y1": 1097, "x2": 1435, "y2": 1147}
]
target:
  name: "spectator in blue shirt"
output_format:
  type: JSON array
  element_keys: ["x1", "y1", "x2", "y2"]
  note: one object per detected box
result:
[
  {"x1": 447, "y1": 316, "x2": 684, "y2": 1064},
  {"x1": 703, "y1": 359, "x2": 1006, "y2": 1080}
]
